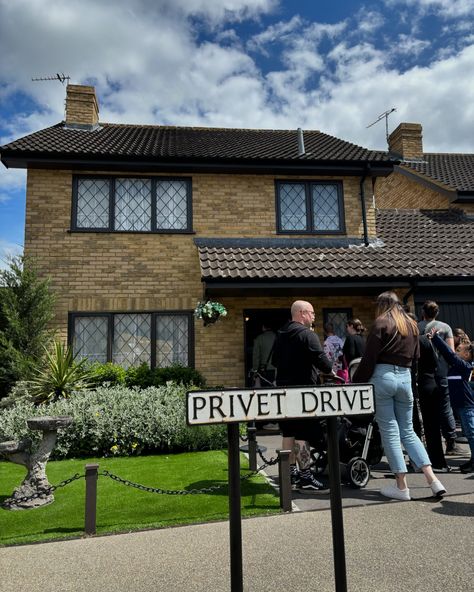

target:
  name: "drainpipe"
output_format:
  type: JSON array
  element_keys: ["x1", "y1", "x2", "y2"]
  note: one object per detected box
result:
[{"x1": 359, "y1": 166, "x2": 369, "y2": 247}]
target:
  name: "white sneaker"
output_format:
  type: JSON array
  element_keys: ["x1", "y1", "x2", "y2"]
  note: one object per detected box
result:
[
  {"x1": 430, "y1": 480, "x2": 446, "y2": 498},
  {"x1": 380, "y1": 484, "x2": 411, "y2": 501}
]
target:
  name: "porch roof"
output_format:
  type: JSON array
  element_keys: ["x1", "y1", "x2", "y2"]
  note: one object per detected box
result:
[{"x1": 196, "y1": 209, "x2": 474, "y2": 292}]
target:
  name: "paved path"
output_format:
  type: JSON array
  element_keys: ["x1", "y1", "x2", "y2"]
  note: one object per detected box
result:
[{"x1": 0, "y1": 433, "x2": 472, "y2": 592}]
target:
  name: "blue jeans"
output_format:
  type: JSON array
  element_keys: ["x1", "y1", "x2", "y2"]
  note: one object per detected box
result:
[
  {"x1": 458, "y1": 406, "x2": 474, "y2": 460},
  {"x1": 371, "y1": 364, "x2": 430, "y2": 474}
]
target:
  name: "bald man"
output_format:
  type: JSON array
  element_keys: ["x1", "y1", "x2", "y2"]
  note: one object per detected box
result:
[{"x1": 272, "y1": 300, "x2": 333, "y2": 492}]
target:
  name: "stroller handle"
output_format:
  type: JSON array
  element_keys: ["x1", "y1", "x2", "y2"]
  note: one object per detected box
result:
[{"x1": 320, "y1": 372, "x2": 347, "y2": 385}]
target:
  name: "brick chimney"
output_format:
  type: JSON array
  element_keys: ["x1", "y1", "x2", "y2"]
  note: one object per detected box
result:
[
  {"x1": 65, "y1": 84, "x2": 99, "y2": 129},
  {"x1": 388, "y1": 123, "x2": 423, "y2": 160}
]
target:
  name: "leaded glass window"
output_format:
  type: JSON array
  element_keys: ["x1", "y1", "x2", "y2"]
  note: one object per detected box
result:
[
  {"x1": 73, "y1": 316, "x2": 108, "y2": 362},
  {"x1": 115, "y1": 178, "x2": 151, "y2": 231},
  {"x1": 156, "y1": 180, "x2": 188, "y2": 230},
  {"x1": 277, "y1": 181, "x2": 344, "y2": 233},
  {"x1": 70, "y1": 312, "x2": 193, "y2": 369},
  {"x1": 112, "y1": 314, "x2": 151, "y2": 368},
  {"x1": 156, "y1": 314, "x2": 189, "y2": 367},
  {"x1": 279, "y1": 183, "x2": 307, "y2": 231},
  {"x1": 76, "y1": 179, "x2": 109, "y2": 228},
  {"x1": 73, "y1": 176, "x2": 191, "y2": 232},
  {"x1": 323, "y1": 309, "x2": 352, "y2": 340},
  {"x1": 312, "y1": 184, "x2": 340, "y2": 231}
]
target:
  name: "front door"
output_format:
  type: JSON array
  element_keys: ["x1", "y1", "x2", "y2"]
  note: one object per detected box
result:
[{"x1": 243, "y1": 308, "x2": 290, "y2": 386}]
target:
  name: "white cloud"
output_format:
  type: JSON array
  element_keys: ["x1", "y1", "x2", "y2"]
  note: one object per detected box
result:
[
  {"x1": 385, "y1": 0, "x2": 474, "y2": 18},
  {"x1": 0, "y1": 169, "x2": 26, "y2": 203},
  {"x1": 159, "y1": 0, "x2": 278, "y2": 23},
  {"x1": 0, "y1": 0, "x2": 473, "y2": 154},
  {"x1": 0, "y1": 239, "x2": 23, "y2": 270},
  {"x1": 356, "y1": 9, "x2": 385, "y2": 34},
  {"x1": 392, "y1": 34, "x2": 431, "y2": 56}
]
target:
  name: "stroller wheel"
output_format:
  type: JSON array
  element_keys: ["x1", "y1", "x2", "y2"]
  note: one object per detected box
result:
[
  {"x1": 346, "y1": 457, "x2": 370, "y2": 488},
  {"x1": 310, "y1": 449, "x2": 327, "y2": 475}
]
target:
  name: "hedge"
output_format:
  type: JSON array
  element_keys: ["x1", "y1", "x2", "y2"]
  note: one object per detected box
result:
[{"x1": 0, "y1": 383, "x2": 226, "y2": 459}]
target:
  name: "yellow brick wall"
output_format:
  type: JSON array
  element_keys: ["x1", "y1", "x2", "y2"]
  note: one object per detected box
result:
[
  {"x1": 376, "y1": 170, "x2": 452, "y2": 209},
  {"x1": 24, "y1": 168, "x2": 379, "y2": 386}
]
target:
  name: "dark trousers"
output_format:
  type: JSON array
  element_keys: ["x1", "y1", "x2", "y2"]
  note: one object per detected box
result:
[
  {"x1": 418, "y1": 378, "x2": 449, "y2": 468},
  {"x1": 437, "y1": 378, "x2": 457, "y2": 442}
]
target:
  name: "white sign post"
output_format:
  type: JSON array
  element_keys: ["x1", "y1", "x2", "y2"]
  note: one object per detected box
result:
[{"x1": 186, "y1": 383, "x2": 375, "y2": 592}]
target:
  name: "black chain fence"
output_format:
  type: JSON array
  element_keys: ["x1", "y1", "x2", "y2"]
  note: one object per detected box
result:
[
  {"x1": 2, "y1": 446, "x2": 278, "y2": 507},
  {"x1": 100, "y1": 445, "x2": 278, "y2": 496},
  {"x1": 2, "y1": 473, "x2": 84, "y2": 508}
]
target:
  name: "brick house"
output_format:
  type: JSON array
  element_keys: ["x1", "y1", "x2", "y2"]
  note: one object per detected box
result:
[
  {"x1": 1, "y1": 85, "x2": 473, "y2": 386},
  {"x1": 377, "y1": 123, "x2": 474, "y2": 334}
]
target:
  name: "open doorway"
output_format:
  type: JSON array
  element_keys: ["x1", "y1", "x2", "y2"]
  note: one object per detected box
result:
[{"x1": 243, "y1": 308, "x2": 290, "y2": 386}]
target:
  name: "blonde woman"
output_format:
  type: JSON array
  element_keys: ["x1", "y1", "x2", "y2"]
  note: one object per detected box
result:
[{"x1": 353, "y1": 291, "x2": 446, "y2": 501}]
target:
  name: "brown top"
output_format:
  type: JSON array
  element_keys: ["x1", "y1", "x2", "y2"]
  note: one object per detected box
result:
[{"x1": 352, "y1": 316, "x2": 419, "y2": 383}]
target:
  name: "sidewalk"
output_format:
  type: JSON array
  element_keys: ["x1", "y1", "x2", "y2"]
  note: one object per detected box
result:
[
  {"x1": 0, "y1": 433, "x2": 472, "y2": 592},
  {"x1": 253, "y1": 431, "x2": 474, "y2": 512}
]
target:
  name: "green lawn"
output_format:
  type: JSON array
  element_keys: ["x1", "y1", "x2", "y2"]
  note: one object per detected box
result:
[{"x1": 0, "y1": 451, "x2": 280, "y2": 547}]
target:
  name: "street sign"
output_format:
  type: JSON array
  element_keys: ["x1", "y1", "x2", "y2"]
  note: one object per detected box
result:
[{"x1": 187, "y1": 383, "x2": 374, "y2": 425}]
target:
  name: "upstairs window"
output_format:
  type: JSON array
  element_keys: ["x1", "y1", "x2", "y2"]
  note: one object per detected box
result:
[
  {"x1": 276, "y1": 181, "x2": 344, "y2": 234},
  {"x1": 73, "y1": 176, "x2": 192, "y2": 232}
]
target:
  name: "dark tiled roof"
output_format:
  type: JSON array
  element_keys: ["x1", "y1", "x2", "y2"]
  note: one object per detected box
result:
[
  {"x1": 197, "y1": 209, "x2": 474, "y2": 282},
  {"x1": 0, "y1": 123, "x2": 391, "y2": 164},
  {"x1": 402, "y1": 153, "x2": 474, "y2": 192}
]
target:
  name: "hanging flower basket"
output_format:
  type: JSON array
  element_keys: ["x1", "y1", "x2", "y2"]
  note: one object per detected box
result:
[{"x1": 194, "y1": 300, "x2": 228, "y2": 326}]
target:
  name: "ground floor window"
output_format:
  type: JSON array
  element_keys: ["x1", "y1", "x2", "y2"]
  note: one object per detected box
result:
[
  {"x1": 322, "y1": 308, "x2": 352, "y2": 339},
  {"x1": 69, "y1": 311, "x2": 194, "y2": 369}
]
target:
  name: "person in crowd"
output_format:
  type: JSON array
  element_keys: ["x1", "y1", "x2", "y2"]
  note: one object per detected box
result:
[
  {"x1": 323, "y1": 322, "x2": 344, "y2": 375},
  {"x1": 353, "y1": 291, "x2": 446, "y2": 500},
  {"x1": 453, "y1": 328, "x2": 470, "y2": 349},
  {"x1": 416, "y1": 333, "x2": 451, "y2": 472},
  {"x1": 429, "y1": 331, "x2": 474, "y2": 473},
  {"x1": 272, "y1": 300, "x2": 333, "y2": 492},
  {"x1": 251, "y1": 320, "x2": 278, "y2": 431},
  {"x1": 418, "y1": 301, "x2": 459, "y2": 455},
  {"x1": 251, "y1": 321, "x2": 276, "y2": 388},
  {"x1": 342, "y1": 318, "x2": 366, "y2": 364},
  {"x1": 452, "y1": 328, "x2": 471, "y2": 443}
]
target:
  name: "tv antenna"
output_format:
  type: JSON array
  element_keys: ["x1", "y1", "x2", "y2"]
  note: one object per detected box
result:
[
  {"x1": 366, "y1": 107, "x2": 396, "y2": 145},
  {"x1": 32, "y1": 73, "x2": 70, "y2": 85}
]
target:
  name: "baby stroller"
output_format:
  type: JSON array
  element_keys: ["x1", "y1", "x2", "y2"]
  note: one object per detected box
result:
[
  {"x1": 309, "y1": 371, "x2": 383, "y2": 488},
  {"x1": 309, "y1": 416, "x2": 383, "y2": 488}
]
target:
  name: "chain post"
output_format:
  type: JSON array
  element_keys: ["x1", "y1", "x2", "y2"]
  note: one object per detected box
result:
[
  {"x1": 84, "y1": 463, "x2": 99, "y2": 536},
  {"x1": 247, "y1": 426, "x2": 257, "y2": 471},
  {"x1": 277, "y1": 449, "x2": 292, "y2": 512}
]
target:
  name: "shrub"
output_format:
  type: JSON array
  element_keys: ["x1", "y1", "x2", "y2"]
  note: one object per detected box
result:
[
  {"x1": 124, "y1": 363, "x2": 155, "y2": 389},
  {"x1": 152, "y1": 365, "x2": 206, "y2": 388},
  {"x1": 0, "y1": 255, "x2": 55, "y2": 398},
  {"x1": 0, "y1": 383, "x2": 226, "y2": 459},
  {"x1": 89, "y1": 362, "x2": 126, "y2": 387},
  {"x1": 123, "y1": 363, "x2": 206, "y2": 389}
]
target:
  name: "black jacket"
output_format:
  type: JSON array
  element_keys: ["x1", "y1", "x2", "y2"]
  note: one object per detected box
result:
[
  {"x1": 272, "y1": 321, "x2": 332, "y2": 386},
  {"x1": 342, "y1": 334, "x2": 365, "y2": 364}
]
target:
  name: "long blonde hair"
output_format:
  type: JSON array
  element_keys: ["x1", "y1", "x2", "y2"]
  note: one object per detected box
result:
[{"x1": 376, "y1": 291, "x2": 419, "y2": 337}]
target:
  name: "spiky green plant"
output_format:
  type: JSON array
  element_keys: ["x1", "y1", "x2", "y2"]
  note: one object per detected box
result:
[{"x1": 29, "y1": 340, "x2": 92, "y2": 404}]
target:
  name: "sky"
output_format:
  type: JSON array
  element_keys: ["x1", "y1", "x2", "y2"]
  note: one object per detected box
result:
[{"x1": 1, "y1": 0, "x2": 474, "y2": 267}]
